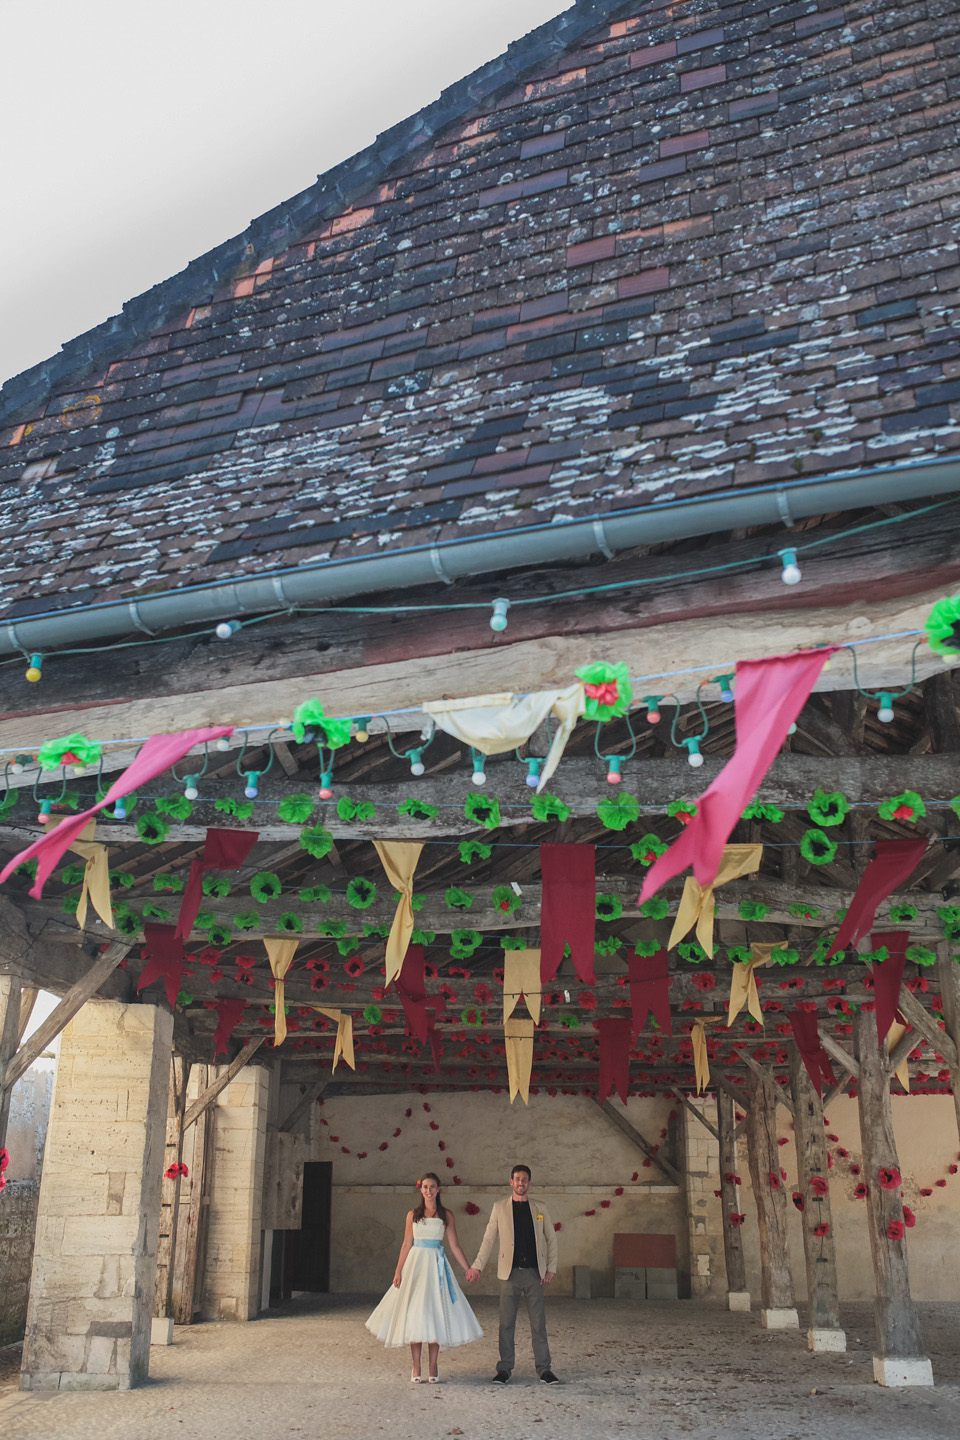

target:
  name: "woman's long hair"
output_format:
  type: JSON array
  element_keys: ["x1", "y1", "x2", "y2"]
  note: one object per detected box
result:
[{"x1": 413, "y1": 1172, "x2": 448, "y2": 1226}]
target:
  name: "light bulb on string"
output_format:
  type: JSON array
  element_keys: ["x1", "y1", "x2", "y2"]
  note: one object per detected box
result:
[
  {"x1": 408, "y1": 747, "x2": 425, "y2": 777},
  {"x1": 37, "y1": 798, "x2": 53, "y2": 825},
  {"x1": 354, "y1": 717, "x2": 372, "y2": 744},
  {"x1": 10, "y1": 754, "x2": 30, "y2": 775},
  {"x1": 876, "y1": 692, "x2": 895, "y2": 724},
  {"x1": 489, "y1": 597, "x2": 510, "y2": 633},
  {"x1": 642, "y1": 695, "x2": 663, "y2": 725},
  {"x1": 605, "y1": 755, "x2": 623, "y2": 785},
  {"x1": 715, "y1": 673, "x2": 735, "y2": 704},
  {"x1": 215, "y1": 738, "x2": 232, "y2": 752},
  {"x1": 215, "y1": 620, "x2": 241, "y2": 640},
  {"x1": 183, "y1": 775, "x2": 200, "y2": 802},
  {"x1": 243, "y1": 772, "x2": 259, "y2": 800},
  {"x1": 470, "y1": 749, "x2": 487, "y2": 786},
  {"x1": 524, "y1": 757, "x2": 542, "y2": 789},
  {"x1": 25, "y1": 653, "x2": 42, "y2": 683},
  {"x1": 779, "y1": 549, "x2": 801, "y2": 586},
  {"x1": 683, "y1": 737, "x2": 704, "y2": 768},
  {"x1": 113, "y1": 797, "x2": 128, "y2": 820},
  {"x1": 318, "y1": 768, "x2": 334, "y2": 800}
]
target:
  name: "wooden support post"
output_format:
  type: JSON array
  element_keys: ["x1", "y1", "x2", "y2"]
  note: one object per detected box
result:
[
  {"x1": 716, "y1": 1088, "x2": 750, "y2": 1311},
  {"x1": 182, "y1": 1036, "x2": 265, "y2": 1131},
  {"x1": 3, "y1": 942, "x2": 131, "y2": 1091},
  {"x1": 0, "y1": 975, "x2": 21, "y2": 1154},
  {"x1": 853, "y1": 1007, "x2": 933, "y2": 1386},
  {"x1": 171, "y1": 1065, "x2": 213, "y2": 1325},
  {"x1": 789, "y1": 1043, "x2": 845, "y2": 1352},
  {"x1": 597, "y1": 1099, "x2": 682, "y2": 1185},
  {"x1": 154, "y1": 1055, "x2": 190, "y2": 1333},
  {"x1": 279, "y1": 1078, "x2": 328, "y2": 1134},
  {"x1": 935, "y1": 948, "x2": 960, "y2": 1145},
  {"x1": 744, "y1": 1071, "x2": 798, "y2": 1329}
]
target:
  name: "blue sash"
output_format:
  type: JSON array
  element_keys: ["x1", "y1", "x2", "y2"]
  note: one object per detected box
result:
[{"x1": 413, "y1": 1237, "x2": 457, "y2": 1303}]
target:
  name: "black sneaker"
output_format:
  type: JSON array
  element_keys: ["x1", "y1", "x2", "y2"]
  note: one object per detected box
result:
[
  {"x1": 539, "y1": 1370, "x2": 560, "y2": 1384},
  {"x1": 492, "y1": 1371, "x2": 510, "y2": 1384}
]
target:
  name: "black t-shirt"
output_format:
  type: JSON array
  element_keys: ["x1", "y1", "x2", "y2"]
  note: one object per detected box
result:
[{"x1": 511, "y1": 1199, "x2": 538, "y2": 1270}]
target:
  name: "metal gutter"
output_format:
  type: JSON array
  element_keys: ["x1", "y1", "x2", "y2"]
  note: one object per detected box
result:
[{"x1": 2, "y1": 455, "x2": 959, "y2": 657}]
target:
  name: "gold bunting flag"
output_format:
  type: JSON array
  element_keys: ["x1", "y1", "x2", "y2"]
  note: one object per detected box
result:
[
  {"x1": 505, "y1": 1017, "x2": 534, "y2": 1105},
  {"x1": 69, "y1": 821, "x2": 114, "y2": 931},
  {"x1": 691, "y1": 1017, "x2": 723, "y2": 1094},
  {"x1": 373, "y1": 840, "x2": 424, "y2": 986},
  {"x1": 503, "y1": 948, "x2": 542, "y2": 1025},
  {"x1": 727, "y1": 942, "x2": 776, "y2": 1028},
  {"x1": 313, "y1": 1007, "x2": 356, "y2": 1073},
  {"x1": 885, "y1": 1020, "x2": 911, "y2": 1092},
  {"x1": 668, "y1": 843, "x2": 762, "y2": 958},
  {"x1": 264, "y1": 936, "x2": 299, "y2": 1046}
]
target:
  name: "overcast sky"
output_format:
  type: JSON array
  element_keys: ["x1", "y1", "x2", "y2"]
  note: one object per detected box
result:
[{"x1": 0, "y1": 0, "x2": 569, "y2": 387}]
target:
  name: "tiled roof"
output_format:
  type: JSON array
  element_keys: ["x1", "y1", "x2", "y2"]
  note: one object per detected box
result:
[{"x1": 1, "y1": 0, "x2": 959, "y2": 621}]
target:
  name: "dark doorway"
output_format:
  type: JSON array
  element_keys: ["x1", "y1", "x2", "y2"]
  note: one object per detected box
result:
[{"x1": 288, "y1": 1160, "x2": 333, "y2": 1293}]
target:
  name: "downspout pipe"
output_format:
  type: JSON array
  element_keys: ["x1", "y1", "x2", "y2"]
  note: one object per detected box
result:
[{"x1": 2, "y1": 455, "x2": 959, "y2": 657}]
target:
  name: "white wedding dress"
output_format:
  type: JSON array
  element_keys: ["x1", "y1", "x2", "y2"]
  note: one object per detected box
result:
[{"x1": 365, "y1": 1217, "x2": 483, "y2": 1348}]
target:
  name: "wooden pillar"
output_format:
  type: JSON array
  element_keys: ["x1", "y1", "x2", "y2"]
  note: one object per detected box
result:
[
  {"x1": 789, "y1": 1043, "x2": 845, "y2": 1352},
  {"x1": 153, "y1": 1056, "x2": 189, "y2": 1341},
  {"x1": 172, "y1": 1064, "x2": 213, "y2": 1324},
  {"x1": 0, "y1": 976, "x2": 21, "y2": 1152},
  {"x1": 853, "y1": 1007, "x2": 933, "y2": 1386},
  {"x1": 744, "y1": 1071, "x2": 798, "y2": 1329},
  {"x1": 935, "y1": 947, "x2": 960, "y2": 1144},
  {"x1": 716, "y1": 1089, "x2": 750, "y2": 1310}
]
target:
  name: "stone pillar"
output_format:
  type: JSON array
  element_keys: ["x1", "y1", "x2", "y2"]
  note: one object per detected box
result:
[
  {"x1": 789, "y1": 1043, "x2": 845, "y2": 1352},
  {"x1": 744, "y1": 1072, "x2": 798, "y2": 1330},
  {"x1": 716, "y1": 1089, "x2": 750, "y2": 1311},
  {"x1": 199, "y1": 1063, "x2": 269, "y2": 1321},
  {"x1": 853, "y1": 1008, "x2": 933, "y2": 1386},
  {"x1": 20, "y1": 1000, "x2": 172, "y2": 1391},
  {"x1": 682, "y1": 1096, "x2": 724, "y2": 1299}
]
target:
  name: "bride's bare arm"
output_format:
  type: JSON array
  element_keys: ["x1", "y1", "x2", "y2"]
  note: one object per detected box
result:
[
  {"x1": 393, "y1": 1210, "x2": 415, "y2": 1287},
  {"x1": 444, "y1": 1212, "x2": 471, "y2": 1271}
]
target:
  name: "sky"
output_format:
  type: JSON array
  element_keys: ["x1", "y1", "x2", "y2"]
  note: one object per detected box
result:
[{"x1": 0, "y1": 0, "x2": 571, "y2": 387}]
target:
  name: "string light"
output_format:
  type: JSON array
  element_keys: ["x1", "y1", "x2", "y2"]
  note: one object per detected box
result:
[
  {"x1": 876, "y1": 692, "x2": 895, "y2": 724},
  {"x1": 715, "y1": 673, "x2": 735, "y2": 704},
  {"x1": 408, "y1": 748, "x2": 426, "y2": 778},
  {"x1": 489, "y1": 598, "x2": 510, "y2": 633},
  {"x1": 183, "y1": 775, "x2": 201, "y2": 802},
  {"x1": 112, "y1": 797, "x2": 128, "y2": 820},
  {"x1": 37, "y1": 798, "x2": 53, "y2": 824},
  {"x1": 25, "y1": 653, "x2": 42, "y2": 682},
  {"x1": 683, "y1": 738, "x2": 704, "y2": 768},
  {"x1": 524, "y1": 757, "x2": 542, "y2": 789},
  {"x1": 779, "y1": 549, "x2": 801, "y2": 585},
  {"x1": 354, "y1": 717, "x2": 372, "y2": 743},
  {"x1": 470, "y1": 749, "x2": 487, "y2": 786},
  {"x1": 318, "y1": 767, "x2": 334, "y2": 800},
  {"x1": 214, "y1": 620, "x2": 241, "y2": 640},
  {"x1": 643, "y1": 695, "x2": 663, "y2": 724},
  {"x1": 605, "y1": 755, "x2": 624, "y2": 785},
  {"x1": 243, "y1": 772, "x2": 259, "y2": 799}
]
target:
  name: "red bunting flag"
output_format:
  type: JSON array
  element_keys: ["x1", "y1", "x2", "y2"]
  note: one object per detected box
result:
[
  {"x1": 790, "y1": 1006, "x2": 836, "y2": 1097},
  {"x1": 597, "y1": 1018, "x2": 632, "y2": 1105},
  {"x1": 213, "y1": 998, "x2": 247, "y2": 1058},
  {"x1": 640, "y1": 649, "x2": 836, "y2": 901},
  {"x1": 137, "y1": 924, "x2": 185, "y2": 1009},
  {"x1": 628, "y1": 951, "x2": 673, "y2": 1038},
  {"x1": 870, "y1": 930, "x2": 910, "y2": 1044},
  {"x1": 826, "y1": 839, "x2": 926, "y2": 959},
  {"x1": 540, "y1": 843, "x2": 595, "y2": 984},
  {"x1": 176, "y1": 828, "x2": 260, "y2": 939}
]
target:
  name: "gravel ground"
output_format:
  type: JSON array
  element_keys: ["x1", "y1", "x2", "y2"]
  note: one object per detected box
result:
[{"x1": 1, "y1": 1297, "x2": 959, "y2": 1440}]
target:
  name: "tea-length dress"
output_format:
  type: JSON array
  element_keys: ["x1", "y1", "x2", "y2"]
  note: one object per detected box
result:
[{"x1": 365, "y1": 1216, "x2": 483, "y2": 1348}]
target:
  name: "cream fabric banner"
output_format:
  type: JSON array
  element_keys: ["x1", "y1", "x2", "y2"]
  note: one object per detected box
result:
[
  {"x1": 374, "y1": 840, "x2": 424, "y2": 986},
  {"x1": 727, "y1": 942, "x2": 775, "y2": 1028},
  {"x1": 885, "y1": 1020, "x2": 911, "y2": 1092},
  {"x1": 668, "y1": 844, "x2": 763, "y2": 957},
  {"x1": 505, "y1": 1017, "x2": 535, "y2": 1105},
  {"x1": 69, "y1": 821, "x2": 114, "y2": 931},
  {"x1": 265, "y1": 937, "x2": 299, "y2": 1047},
  {"x1": 424, "y1": 684, "x2": 586, "y2": 791},
  {"x1": 691, "y1": 1018, "x2": 723, "y2": 1094},
  {"x1": 503, "y1": 948, "x2": 542, "y2": 1026},
  {"x1": 313, "y1": 1007, "x2": 356, "y2": 1072}
]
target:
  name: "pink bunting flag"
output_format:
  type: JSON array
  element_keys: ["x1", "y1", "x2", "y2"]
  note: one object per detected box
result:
[
  {"x1": 790, "y1": 1006, "x2": 836, "y2": 1097},
  {"x1": 870, "y1": 930, "x2": 910, "y2": 1044},
  {"x1": 639, "y1": 649, "x2": 837, "y2": 901},
  {"x1": 597, "y1": 1017, "x2": 632, "y2": 1105},
  {"x1": 0, "y1": 726, "x2": 234, "y2": 898},
  {"x1": 628, "y1": 951, "x2": 673, "y2": 1037},
  {"x1": 826, "y1": 839, "x2": 927, "y2": 959},
  {"x1": 540, "y1": 843, "x2": 596, "y2": 984},
  {"x1": 213, "y1": 998, "x2": 247, "y2": 1058},
  {"x1": 176, "y1": 827, "x2": 260, "y2": 939},
  {"x1": 138, "y1": 924, "x2": 185, "y2": 1009}
]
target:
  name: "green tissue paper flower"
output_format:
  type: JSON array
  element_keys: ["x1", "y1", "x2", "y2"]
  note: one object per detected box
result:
[
  {"x1": 595, "y1": 935, "x2": 623, "y2": 955},
  {"x1": 807, "y1": 789, "x2": 850, "y2": 827},
  {"x1": 575, "y1": 660, "x2": 633, "y2": 720},
  {"x1": 595, "y1": 893, "x2": 623, "y2": 922},
  {"x1": 291, "y1": 700, "x2": 353, "y2": 748},
  {"x1": 176, "y1": 991, "x2": 194, "y2": 1008},
  {"x1": 277, "y1": 913, "x2": 302, "y2": 934},
  {"x1": 492, "y1": 884, "x2": 521, "y2": 916},
  {"x1": 738, "y1": 901, "x2": 769, "y2": 922},
  {"x1": 398, "y1": 798, "x2": 440, "y2": 820},
  {"x1": 769, "y1": 947, "x2": 799, "y2": 967},
  {"x1": 136, "y1": 812, "x2": 170, "y2": 844},
  {"x1": 742, "y1": 800, "x2": 784, "y2": 822},
  {"x1": 860, "y1": 946, "x2": 889, "y2": 965},
  {"x1": 115, "y1": 911, "x2": 142, "y2": 936},
  {"x1": 208, "y1": 925, "x2": 232, "y2": 946},
  {"x1": 501, "y1": 935, "x2": 527, "y2": 950},
  {"x1": 215, "y1": 797, "x2": 255, "y2": 819},
  {"x1": 667, "y1": 800, "x2": 697, "y2": 821},
  {"x1": 411, "y1": 929, "x2": 436, "y2": 946},
  {"x1": 336, "y1": 936, "x2": 363, "y2": 956},
  {"x1": 638, "y1": 898, "x2": 670, "y2": 920},
  {"x1": 890, "y1": 903, "x2": 917, "y2": 923},
  {"x1": 597, "y1": 792, "x2": 640, "y2": 831},
  {"x1": 633, "y1": 938, "x2": 661, "y2": 957},
  {"x1": 878, "y1": 791, "x2": 926, "y2": 822},
  {"x1": 61, "y1": 863, "x2": 86, "y2": 886},
  {"x1": 459, "y1": 841, "x2": 492, "y2": 864},
  {"x1": 677, "y1": 941, "x2": 707, "y2": 964},
  {"x1": 193, "y1": 910, "x2": 216, "y2": 931},
  {"x1": 250, "y1": 872, "x2": 282, "y2": 903},
  {"x1": 725, "y1": 946, "x2": 751, "y2": 965},
  {"x1": 631, "y1": 834, "x2": 668, "y2": 865},
  {"x1": 924, "y1": 595, "x2": 960, "y2": 656},
  {"x1": 800, "y1": 829, "x2": 837, "y2": 866},
  {"x1": 346, "y1": 877, "x2": 377, "y2": 909},
  {"x1": 62, "y1": 892, "x2": 80, "y2": 914},
  {"x1": 445, "y1": 886, "x2": 474, "y2": 910},
  {"x1": 143, "y1": 902, "x2": 171, "y2": 919},
  {"x1": 392, "y1": 892, "x2": 425, "y2": 911},
  {"x1": 938, "y1": 906, "x2": 960, "y2": 941},
  {"x1": 362, "y1": 922, "x2": 391, "y2": 938},
  {"x1": 202, "y1": 875, "x2": 231, "y2": 899},
  {"x1": 300, "y1": 884, "x2": 332, "y2": 904},
  {"x1": 450, "y1": 929, "x2": 483, "y2": 959},
  {"x1": 300, "y1": 824, "x2": 334, "y2": 859},
  {"x1": 530, "y1": 792, "x2": 571, "y2": 822},
  {"x1": 560, "y1": 1012, "x2": 579, "y2": 1030},
  {"x1": 789, "y1": 902, "x2": 820, "y2": 919},
  {"x1": 906, "y1": 945, "x2": 937, "y2": 968},
  {"x1": 109, "y1": 869, "x2": 135, "y2": 890},
  {"x1": 318, "y1": 920, "x2": 347, "y2": 938},
  {"x1": 278, "y1": 794, "x2": 315, "y2": 824},
  {"x1": 36, "y1": 732, "x2": 101, "y2": 770},
  {"x1": 155, "y1": 794, "x2": 193, "y2": 820},
  {"x1": 15, "y1": 860, "x2": 38, "y2": 879},
  {"x1": 464, "y1": 793, "x2": 501, "y2": 830},
  {"x1": 363, "y1": 1004, "x2": 383, "y2": 1025},
  {"x1": 235, "y1": 912, "x2": 259, "y2": 930},
  {"x1": 154, "y1": 873, "x2": 184, "y2": 893},
  {"x1": 337, "y1": 797, "x2": 376, "y2": 823}
]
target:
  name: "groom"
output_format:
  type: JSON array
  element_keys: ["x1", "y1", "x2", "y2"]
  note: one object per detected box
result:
[{"x1": 465, "y1": 1164, "x2": 560, "y2": 1383}]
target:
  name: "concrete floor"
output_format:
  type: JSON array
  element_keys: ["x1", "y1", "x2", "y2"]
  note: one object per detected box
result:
[{"x1": 1, "y1": 1296, "x2": 959, "y2": 1439}]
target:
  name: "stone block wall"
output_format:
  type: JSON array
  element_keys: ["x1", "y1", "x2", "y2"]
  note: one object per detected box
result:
[
  {"x1": 0, "y1": 1066, "x2": 53, "y2": 1345},
  {"x1": 681, "y1": 1099, "x2": 724, "y2": 1300},
  {"x1": 200, "y1": 1066, "x2": 269, "y2": 1321}
]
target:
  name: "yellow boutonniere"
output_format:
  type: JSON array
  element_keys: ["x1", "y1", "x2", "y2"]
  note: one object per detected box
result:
[{"x1": 537, "y1": 1213, "x2": 543, "y2": 1221}]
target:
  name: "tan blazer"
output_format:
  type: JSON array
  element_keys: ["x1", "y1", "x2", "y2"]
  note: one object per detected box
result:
[{"x1": 472, "y1": 1194, "x2": 559, "y2": 1281}]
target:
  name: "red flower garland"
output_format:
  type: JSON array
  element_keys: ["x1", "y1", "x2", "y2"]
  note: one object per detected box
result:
[{"x1": 878, "y1": 1166, "x2": 902, "y2": 1190}]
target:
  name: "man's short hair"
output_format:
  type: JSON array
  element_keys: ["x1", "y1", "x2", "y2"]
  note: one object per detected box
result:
[{"x1": 511, "y1": 1164, "x2": 532, "y2": 1179}]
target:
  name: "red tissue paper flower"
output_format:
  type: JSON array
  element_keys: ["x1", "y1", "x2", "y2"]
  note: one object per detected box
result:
[
  {"x1": 429, "y1": 1120, "x2": 440, "y2": 1130},
  {"x1": 600, "y1": 1199, "x2": 611, "y2": 1209},
  {"x1": 723, "y1": 1173, "x2": 741, "y2": 1186},
  {"x1": 919, "y1": 1188, "x2": 933, "y2": 1197},
  {"x1": 0, "y1": 1147, "x2": 8, "y2": 1172},
  {"x1": 631, "y1": 1172, "x2": 639, "y2": 1182},
  {"x1": 809, "y1": 1175, "x2": 829, "y2": 1197},
  {"x1": 935, "y1": 1178, "x2": 948, "y2": 1188},
  {"x1": 886, "y1": 1220, "x2": 905, "y2": 1241},
  {"x1": 768, "y1": 1172, "x2": 782, "y2": 1189},
  {"x1": 445, "y1": 1158, "x2": 454, "y2": 1168},
  {"x1": 714, "y1": 1190, "x2": 723, "y2": 1199},
  {"x1": 814, "y1": 1223, "x2": 830, "y2": 1238},
  {"x1": 164, "y1": 1162, "x2": 189, "y2": 1180},
  {"x1": 379, "y1": 1143, "x2": 389, "y2": 1151},
  {"x1": 614, "y1": 1187, "x2": 624, "y2": 1196},
  {"x1": 584, "y1": 1209, "x2": 597, "y2": 1217},
  {"x1": 878, "y1": 1166, "x2": 902, "y2": 1190},
  {"x1": 579, "y1": 992, "x2": 598, "y2": 1010},
  {"x1": 791, "y1": 1192, "x2": 805, "y2": 1212},
  {"x1": 344, "y1": 957, "x2": 365, "y2": 977},
  {"x1": 728, "y1": 1213, "x2": 746, "y2": 1228},
  {"x1": 853, "y1": 1183, "x2": 869, "y2": 1199},
  {"x1": 692, "y1": 973, "x2": 716, "y2": 992},
  {"x1": 464, "y1": 1202, "x2": 481, "y2": 1215},
  {"x1": 777, "y1": 1137, "x2": 789, "y2": 1147},
  {"x1": 903, "y1": 1206, "x2": 917, "y2": 1228}
]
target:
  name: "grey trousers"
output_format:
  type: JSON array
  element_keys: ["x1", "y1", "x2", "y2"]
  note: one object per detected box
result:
[{"x1": 498, "y1": 1267, "x2": 551, "y2": 1376}]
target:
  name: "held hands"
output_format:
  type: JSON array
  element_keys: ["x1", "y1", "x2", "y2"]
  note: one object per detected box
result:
[{"x1": 464, "y1": 1267, "x2": 480, "y2": 1283}]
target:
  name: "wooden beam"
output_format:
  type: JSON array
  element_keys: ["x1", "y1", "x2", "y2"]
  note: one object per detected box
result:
[
  {"x1": 279, "y1": 1079, "x2": 328, "y2": 1133},
  {"x1": 0, "y1": 977, "x2": 21, "y2": 1150},
  {"x1": 716, "y1": 1089, "x2": 748, "y2": 1297},
  {"x1": 16, "y1": 988, "x2": 38, "y2": 1046},
  {"x1": 671, "y1": 1086, "x2": 720, "y2": 1142},
  {"x1": 818, "y1": 1031, "x2": 860, "y2": 1081},
  {"x1": 789, "y1": 1042, "x2": 844, "y2": 1346},
  {"x1": 887, "y1": 1028, "x2": 921, "y2": 1079},
  {"x1": 734, "y1": 1047, "x2": 795, "y2": 1115},
  {"x1": 744, "y1": 1070, "x2": 797, "y2": 1320},
  {"x1": 935, "y1": 947, "x2": 960, "y2": 1146},
  {"x1": 2, "y1": 942, "x2": 131, "y2": 1091},
  {"x1": 596, "y1": 1098, "x2": 683, "y2": 1185},
  {"x1": 894, "y1": 986, "x2": 957, "y2": 1070},
  {"x1": 182, "y1": 1035, "x2": 266, "y2": 1130}
]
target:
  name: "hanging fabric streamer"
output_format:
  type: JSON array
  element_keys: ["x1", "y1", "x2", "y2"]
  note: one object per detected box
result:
[
  {"x1": 213, "y1": 998, "x2": 247, "y2": 1058},
  {"x1": 628, "y1": 951, "x2": 672, "y2": 1037},
  {"x1": 424, "y1": 684, "x2": 586, "y2": 791},
  {"x1": 885, "y1": 1018, "x2": 912, "y2": 1092},
  {"x1": 826, "y1": 840, "x2": 927, "y2": 959},
  {"x1": 374, "y1": 840, "x2": 424, "y2": 987},
  {"x1": 0, "y1": 726, "x2": 234, "y2": 896},
  {"x1": 313, "y1": 1007, "x2": 355, "y2": 1072},
  {"x1": 176, "y1": 827, "x2": 259, "y2": 939},
  {"x1": 790, "y1": 1007, "x2": 836, "y2": 1096},
  {"x1": 727, "y1": 942, "x2": 775, "y2": 1028},
  {"x1": 395, "y1": 944, "x2": 428, "y2": 1043},
  {"x1": 540, "y1": 842, "x2": 595, "y2": 983},
  {"x1": 138, "y1": 924, "x2": 185, "y2": 1009},
  {"x1": 503, "y1": 949, "x2": 542, "y2": 1025},
  {"x1": 870, "y1": 930, "x2": 910, "y2": 1045},
  {"x1": 668, "y1": 844, "x2": 762, "y2": 957},
  {"x1": 504, "y1": 1017, "x2": 534, "y2": 1105},
  {"x1": 69, "y1": 821, "x2": 113, "y2": 931},
  {"x1": 597, "y1": 1017, "x2": 632, "y2": 1105},
  {"x1": 690, "y1": 1017, "x2": 722, "y2": 1094},
  {"x1": 640, "y1": 649, "x2": 836, "y2": 902},
  {"x1": 265, "y1": 936, "x2": 299, "y2": 1046}
]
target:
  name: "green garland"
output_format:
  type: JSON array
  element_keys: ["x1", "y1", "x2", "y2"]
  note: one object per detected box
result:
[
  {"x1": 924, "y1": 595, "x2": 960, "y2": 656},
  {"x1": 346, "y1": 877, "x2": 377, "y2": 909},
  {"x1": 215, "y1": 797, "x2": 255, "y2": 819},
  {"x1": 291, "y1": 700, "x2": 353, "y2": 748},
  {"x1": 235, "y1": 912, "x2": 259, "y2": 930},
  {"x1": 451, "y1": 929, "x2": 483, "y2": 959},
  {"x1": 300, "y1": 824, "x2": 334, "y2": 859},
  {"x1": 890, "y1": 903, "x2": 917, "y2": 923},
  {"x1": 363, "y1": 1004, "x2": 383, "y2": 1025},
  {"x1": 631, "y1": 834, "x2": 668, "y2": 865},
  {"x1": 638, "y1": 898, "x2": 669, "y2": 920},
  {"x1": 109, "y1": 869, "x2": 135, "y2": 890},
  {"x1": 596, "y1": 792, "x2": 640, "y2": 831},
  {"x1": 398, "y1": 798, "x2": 440, "y2": 820},
  {"x1": 807, "y1": 789, "x2": 850, "y2": 827},
  {"x1": 278, "y1": 794, "x2": 315, "y2": 824},
  {"x1": 738, "y1": 900, "x2": 769, "y2": 922},
  {"x1": 277, "y1": 913, "x2": 303, "y2": 934},
  {"x1": 595, "y1": 894, "x2": 623, "y2": 922},
  {"x1": 501, "y1": 935, "x2": 527, "y2": 950},
  {"x1": 202, "y1": 875, "x2": 231, "y2": 899},
  {"x1": 878, "y1": 791, "x2": 926, "y2": 822},
  {"x1": 801, "y1": 829, "x2": 838, "y2": 866},
  {"x1": 337, "y1": 797, "x2": 376, "y2": 823},
  {"x1": 300, "y1": 884, "x2": 332, "y2": 904},
  {"x1": 319, "y1": 920, "x2": 347, "y2": 938},
  {"x1": 464, "y1": 794, "x2": 501, "y2": 830},
  {"x1": 575, "y1": 660, "x2": 633, "y2": 720},
  {"x1": 136, "y1": 812, "x2": 170, "y2": 845},
  {"x1": 155, "y1": 794, "x2": 194, "y2": 820},
  {"x1": 459, "y1": 840, "x2": 492, "y2": 864},
  {"x1": 677, "y1": 941, "x2": 706, "y2": 964},
  {"x1": 906, "y1": 945, "x2": 937, "y2": 967},
  {"x1": 250, "y1": 872, "x2": 283, "y2": 903},
  {"x1": 531, "y1": 792, "x2": 571, "y2": 823},
  {"x1": 742, "y1": 799, "x2": 785, "y2": 822},
  {"x1": 208, "y1": 924, "x2": 232, "y2": 946},
  {"x1": 492, "y1": 884, "x2": 521, "y2": 916},
  {"x1": 153, "y1": 873, "x2": 184, "y2": 893},
  {"x1": 445, "y1": 886, "x2": 473, "y2": 910}
]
